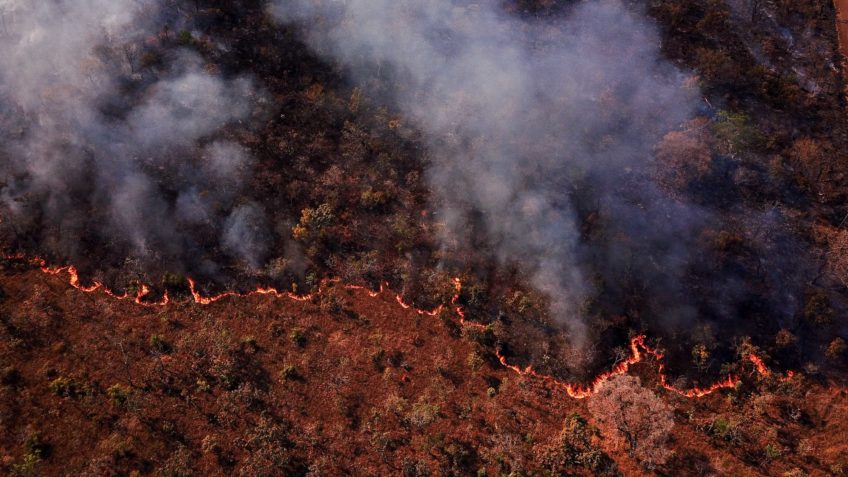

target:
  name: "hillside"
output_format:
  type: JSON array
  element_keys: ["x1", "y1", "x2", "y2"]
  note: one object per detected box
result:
[
  {"x1": 1, "y1": 261, "x2": 847, "y2": 476},
  {"x1": 2, "y1": 0, "x2": 848, "y2": 475}
]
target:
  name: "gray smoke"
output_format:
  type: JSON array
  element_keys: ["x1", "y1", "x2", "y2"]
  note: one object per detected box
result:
[
  {"x1": 0, "y1": 0, "x2": 272, "y2": 276},
  {"x1": 269, "y1": 0, "x2": 699, "y2": 351}
]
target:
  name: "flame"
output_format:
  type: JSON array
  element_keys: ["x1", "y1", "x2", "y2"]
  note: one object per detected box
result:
[
  {"x1": 39, "y1": 264, "x2": 169, "y2": 306},
  {"x1": 490, "y1": 334, "x2": 743, "y2": 399},
  {"x1": 2, "y1": 253, "x2": 791, "y2": 399},
  {"x1": 747, "y1": 353, "x2": 771, "y2": 376}
]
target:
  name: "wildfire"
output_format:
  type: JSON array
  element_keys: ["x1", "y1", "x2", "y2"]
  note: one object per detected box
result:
[
  {"x1": 747, "y1": 353, "x2": 770, "y2": 376},
  {"x1": 2, "y1": 253, "x2": 792, "y2": 399}
]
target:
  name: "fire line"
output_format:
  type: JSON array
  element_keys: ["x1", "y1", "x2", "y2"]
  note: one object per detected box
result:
[{"x1": 3, "y1": 254, "x2": 792, "y2": 399}]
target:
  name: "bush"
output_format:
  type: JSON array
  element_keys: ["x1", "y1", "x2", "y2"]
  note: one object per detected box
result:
[
  {"x1": 280, "y1": 365, "x2": 299, "y2": 381},
  {"x1": 12, "y1": 433, "x2": 48, "y2": 476},
  {"x1": 775, "y1": 329, "x2": 797, "y2": 348},
  {"x1": 371, "y1": 349, "x2": 386, "y2": 372},
  {"x1": 149, "y1": 334, "x2": 172, "y2": 354},
  {"x1": 162, "y1": 272, "x2": 186, "y2": 290},
  {"x1": 466, "y1": 350, "x2": 485, "y2": 371},
  {"x1": 826, "y1": 338, "x2": 847, "y2": 361},
  {"x1": 360, "y1": 187, "x2": 392, "y2": 209},
  {"x1": 11, "y1": 452, "x2": 41, "y2": 476},
  {"x1": 178, "y1": 30, "x2": 192, "y2": 45},
  {"x1": 292, "y1": 203, "x2": 335, "y2": 241},
  {"x1": 803, "y1": 291, "x2": 833, "y2": 327},
  {"x1": 710, "y1": 416, "x2": 738, "y2": 441},
  {"x1": 268, "y1": 323, "x2": 284, "y2": 338},
  {"x1": 107, "y1": 384, "x2": 133, "y2": 408},
  {"x1": 1, "y1": 366, "x2": 20, "y2": 385},
  {"x1": 240, "y1": 336, "x2": 258, "y2": 353},
  {"x1": 541, "y1": 414, "x2": 614, "y2": 474},
  {"x1": 407, "y1": 399, "x2": 440, "y2": 429},
  {"x1": 764, "y1": 443, "x2": 782, "y2": 460},
  {"x1": 713, "y1": 110, "x2": 763, "y2": 154},
  {"x1": 289, "y1": 328, "x2": 306, "y2": 347},
  {"x1": 48, "y1": 376, "x2": 76, "y2": 398}
]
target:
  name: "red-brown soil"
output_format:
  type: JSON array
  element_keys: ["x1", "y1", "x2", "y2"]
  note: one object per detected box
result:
[{"x1": 1, "y1": 263, "x2": 846, "y2": 476}]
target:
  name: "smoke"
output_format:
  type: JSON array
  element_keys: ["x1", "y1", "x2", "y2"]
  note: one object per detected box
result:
[
  {"x1": 223, "y1": 203, "x2": 271, "y2": 270},
  {"x1": 0, "y1": 0, "x2": 275, "y2": 280},
  {"x1": 269, "y1": 0, "x2": 699, "y2": 351},
  {"x1": 0, "y1": 0, "x2": 822, "y2": 370}
]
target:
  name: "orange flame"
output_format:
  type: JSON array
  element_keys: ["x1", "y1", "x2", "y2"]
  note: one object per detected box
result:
[
  {"x1": 2, "y1": 253, "x2": 790, "y2": 399},
  {"x1": 747, "y1": 353, "x2": 770, "y2": 376},
  {"x1": 40, "y1": 264, "x2": 169, "y2": 306}
]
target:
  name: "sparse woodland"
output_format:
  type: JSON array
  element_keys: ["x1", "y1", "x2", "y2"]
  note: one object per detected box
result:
[{"x1": 1, "y1": 0, "x2": 847, "y2": 475}]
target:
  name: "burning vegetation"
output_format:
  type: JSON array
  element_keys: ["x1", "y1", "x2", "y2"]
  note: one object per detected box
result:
[{"x1": 1, "y1": 0, "x2": 848, "y2": 475}]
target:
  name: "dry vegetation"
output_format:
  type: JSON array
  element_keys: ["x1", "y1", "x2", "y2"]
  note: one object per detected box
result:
[
  {"x1": 0, "y1": 265, "x2": 846, "y2": 476},
  {"x1": 1, "y1": 0, "x2": 848, "y2": 474}
]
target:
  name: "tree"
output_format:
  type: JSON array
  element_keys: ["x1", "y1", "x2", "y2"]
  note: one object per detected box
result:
[
  {"x1": 788, "y1": 137, "x2": 834, "y2": 196},
  {"x1": 824, "y1": 227, "x2": 848, "y2": 287},
  {"x1": 588, "y1": 375, "x2": 674, "y2": 469},
  {"x1": 653, "y1": 118, "x2": 713, "y2": 192},
  {"x1": 826, "y1": 338, "x2": 846, "y2": 361},
  {"x1": 540, "y1": 413, "x2": 616, "y2": 475},
  {"x1": 713, "y1": 110, "x2": 763, "y2": 155}
]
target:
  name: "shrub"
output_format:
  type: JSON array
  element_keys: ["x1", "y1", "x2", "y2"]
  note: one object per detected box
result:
[
  {"x1": 158, "y1": 444, "x2": 192, "y2": 477},
  {"x1": 1, "y1": 366, "x2": 20, "y2": 385},
  {"x1": 390, "y1": 214, "x2": 417, "y2": 253},
  {"x1": 162, "y1": 272, "x2": 186, "y2": 290},
  {"x1": 360, "y1": 187, "x2": 392, "y2": 209},
  {"x1": 710, "y1": 416, "x2": 738, "y2": 441},
  {"x1": 240, "y1": 336, "x2": 258, "y2": 353},
  {"x1": 466, "y1": 350, "x2": 485, "y2": 371},
  {"x1": 149, "y1": 334, "x2": 172, "y2": 354},
  {"x1": 201, "y1": 435, "x2": 221, "y2": 455},
  {"x1": 48, "y1": 376, "x2": 76, "y2": 398},
  {"x1": 11, "y1": 451, "x2": 41, "y2": 476},
  {"x1": 764, "y1": 443, "x2": 782, "y2": 460},
  {"x1": 803, "y1": 291, "x2": 833, "y2": 327},
  {"x1": 289, "y1": 328, "x2": 306, "y2": 347},
  {"x1": 280, "y1": 365, "x2": 299, "y2": 381},
  {"x1": 826, "y1": 338, "x2": 847, "y2": 361},
  {"x1": 292, "y1": 203, "x2": 335, "y2": 241},
  {"x1": 713, "y1": 110, "x2": 764, "y2": 154},
  {"x1": 783, "y1": 468, "x2": 807, "y2": 477},
  {"x1": 178, "y1": 30, "x2": 192, "y2": 45},
  {"x1": 268, "y1": 323, "x2": 284, "y2": 338},
  {"x1": 104, "y1": 433, "x2": 134, "y2": 459},
  {"x1": 653, "y1": 121, "x2": 713, "y2": 191},
  {"x1": 775, "y1": 329, "x2": 797, "y2": 348},
  {"x1": 541, "y1": 414, "x2": 614, "y2": 474},
  {"x1": 319, "y1": 291, "x2": 344, "y2": 314},
  {"x1": 691, "y1": 344, "x2": 710, "y2": 371},
  {"x1": 12, "y1": 433, "x2": 48, "y2": 476},
  {"x1": 107, "y1": 384, "x2": 133, "y2": 408},
  {"x1": 401, "y1": 458, "x2": 430, "y2": 477},
  {"x1": 407, "y1": 400, "x2": 440, "y2": 429},
  {"x1": 371, "y1": 349, "x2": 386, "y2": 372},
  {"x1": 196, "y1": 379, "x2": 211, "y2": 393}
]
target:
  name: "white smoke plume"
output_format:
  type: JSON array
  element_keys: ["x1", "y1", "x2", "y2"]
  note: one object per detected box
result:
[
  {"x1": 269, "y1": 0, "x2": 699, "y2": 351},
  {"x1": 0, "y1": 0, "x2": 271, "y2": 278}
]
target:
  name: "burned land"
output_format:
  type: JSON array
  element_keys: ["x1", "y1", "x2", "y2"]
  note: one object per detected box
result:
[{"x1": 1, "y1": 0, "x2": 848, "y2": 475}]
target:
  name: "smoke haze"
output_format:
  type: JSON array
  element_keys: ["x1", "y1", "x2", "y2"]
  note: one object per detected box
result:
[
  {"x1": 0, "y1": 0, "x2": 274, "y2": 281},
  {"x1": 0, "y1": 0, "x2": 820, "y2": 371},
  {"x1": 269, "y1": 0, "x2": 702, "y2": 352}
]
